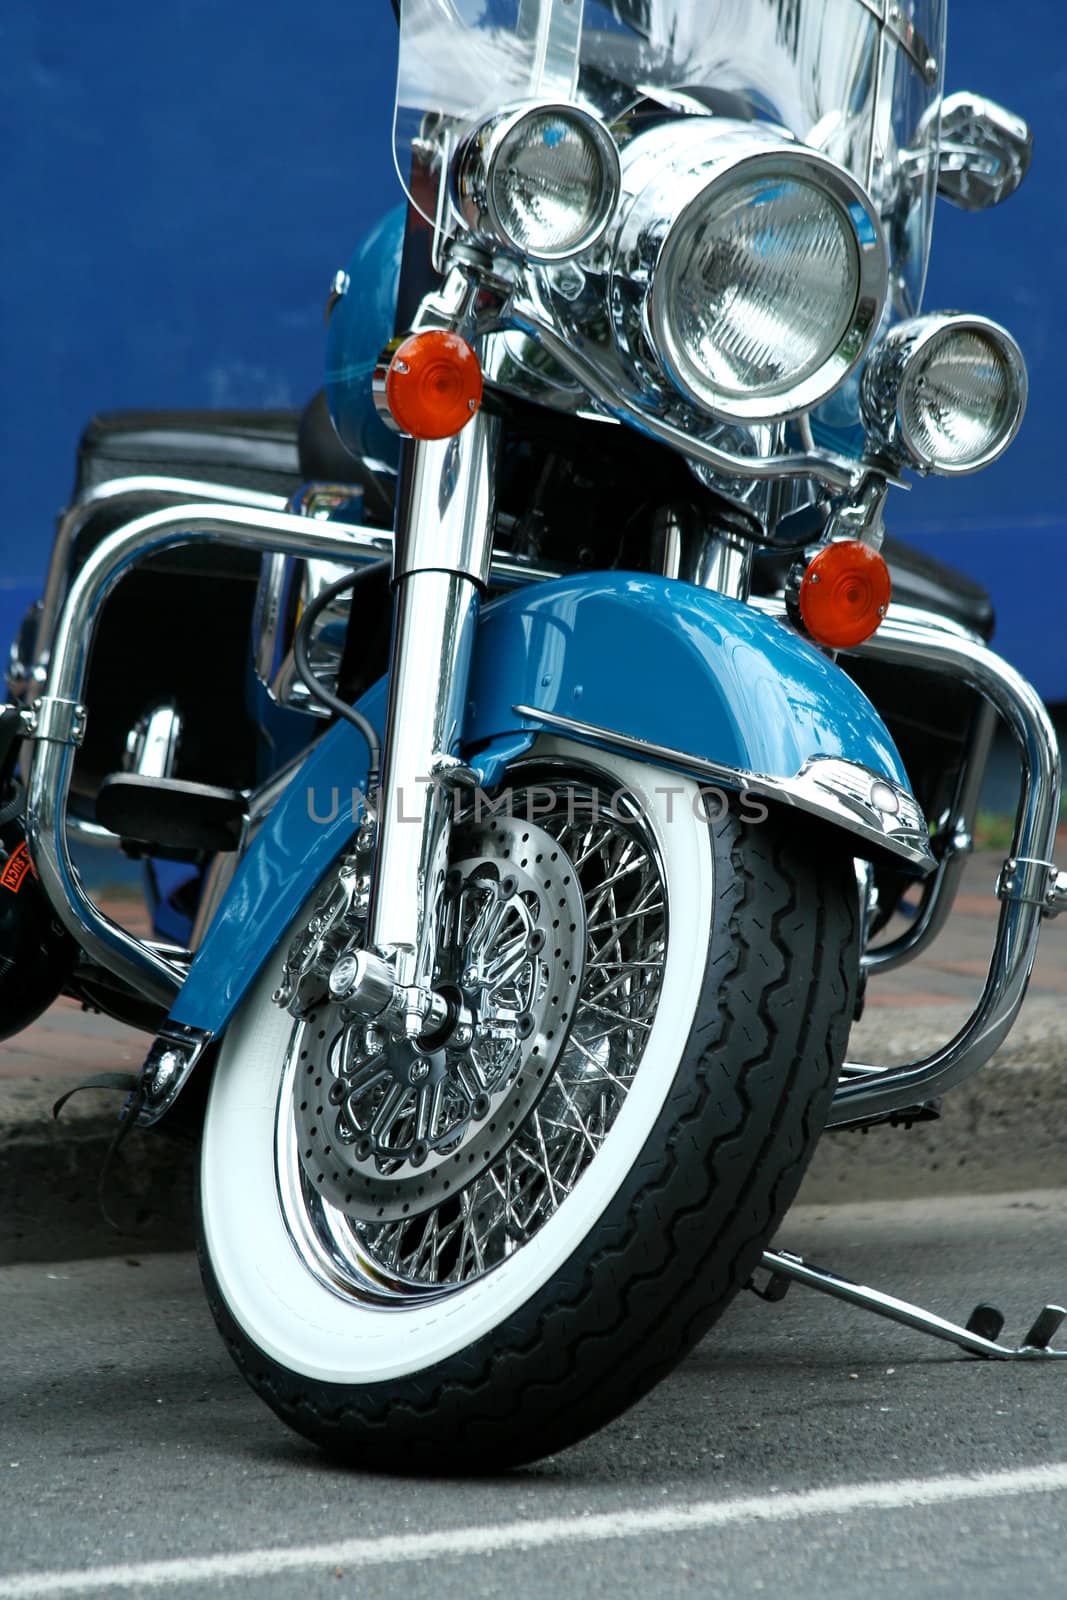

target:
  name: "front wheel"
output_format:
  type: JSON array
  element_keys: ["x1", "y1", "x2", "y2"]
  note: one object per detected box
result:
[{"x1": 197, "y1": 739, "x2": 858, "y2": 1470}]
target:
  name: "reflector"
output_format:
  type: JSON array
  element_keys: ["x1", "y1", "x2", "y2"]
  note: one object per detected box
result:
[
  {"x1": 386, "y1": 331, "x2": 483, "y2": 441},
  {"x1": 799, "y1": 540, "x2": 892, "y2": 650}
]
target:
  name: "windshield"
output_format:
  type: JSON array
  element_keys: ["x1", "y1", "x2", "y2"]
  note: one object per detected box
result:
[{"x1": 394, "y1": 0, "x2": 946, "y2": 315}]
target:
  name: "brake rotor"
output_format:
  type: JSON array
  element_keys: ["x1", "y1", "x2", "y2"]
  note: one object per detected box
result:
[{"x1": 293, "y1": 814, "x2": 586, "y2": 1222}]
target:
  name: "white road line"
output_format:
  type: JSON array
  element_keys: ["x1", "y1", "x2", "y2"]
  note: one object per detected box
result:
[{"x1": 2, "y1": 1461, "x2": 1066, "y2": 1597}]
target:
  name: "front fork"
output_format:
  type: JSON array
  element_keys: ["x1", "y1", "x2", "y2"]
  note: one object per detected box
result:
[{"x1": 359, "y1": 410, "x2": 500, "y2": 1027}]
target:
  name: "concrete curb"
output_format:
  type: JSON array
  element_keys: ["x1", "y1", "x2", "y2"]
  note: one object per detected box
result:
[
  {"x1": 799, "y1": 997, "x2": 1067, "y2": 1206},
  {"x1": 2, "y1": 1000, "x2": 1065, "y2": 1263}
]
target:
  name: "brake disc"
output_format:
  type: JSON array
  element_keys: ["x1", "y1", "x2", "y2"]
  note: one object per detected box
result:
[{"x1": 292, "y1": 813, "x2": 586, "y2": 1223}]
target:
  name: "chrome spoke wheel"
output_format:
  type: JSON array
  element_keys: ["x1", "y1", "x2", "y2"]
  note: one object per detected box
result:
[
  {"x1": 201, "y1": 735, "x2": 858, "y2": 1469},
  {"x1": 276, "y1": 777, "x2": 667, "y2": 1300}
]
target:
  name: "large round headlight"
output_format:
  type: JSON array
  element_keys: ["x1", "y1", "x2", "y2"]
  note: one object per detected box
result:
[
  {"x1": 655, "y1": 173, "x2": 862, "y2": 412},
  {"x1": 862, "y1": 314, "x2": 1028, "y2": 475},
  {"x1": 611, "y1": 122, "x2": 888, "y2": 425},
  {"x1": 455, "y1": 103, "x2": 621, "y2": 263}
]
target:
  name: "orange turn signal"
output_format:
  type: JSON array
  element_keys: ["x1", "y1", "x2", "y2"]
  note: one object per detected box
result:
[
  {"x1": 798, "y1": 539, "x2": 892, "y2": 650},
  {"x1": 385, "y1": 331, "x2": 483, "y2": 441}
]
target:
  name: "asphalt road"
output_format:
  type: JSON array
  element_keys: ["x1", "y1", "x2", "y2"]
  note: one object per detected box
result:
[{"x1": 1, "y1": 1190, "x2": 1066, "y2": 1600}]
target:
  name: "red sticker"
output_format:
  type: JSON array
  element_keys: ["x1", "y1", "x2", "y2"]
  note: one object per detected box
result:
[{"x1": 1, "y1": 841, "x2": 34, "y2": 894}]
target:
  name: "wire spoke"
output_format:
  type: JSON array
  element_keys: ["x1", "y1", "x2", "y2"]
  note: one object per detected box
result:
[
  {"x1": 587, "y1": 898, "x2": 666, "y2": 940},
  {"x1": 336, "y1": 784, "x2": 668, "y2": 1292},
  {"x1": 578, "y1": 997, "x2": 652, "y2": 1032},
  {"x1": 565, "y1": 1032, "x2": 631, "y2": 1093}
]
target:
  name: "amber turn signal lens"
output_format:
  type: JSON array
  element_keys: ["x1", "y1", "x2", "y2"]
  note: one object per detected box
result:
[
  {"x1": 798, "y1": 539, "x2": 891, "y2": 650},
  {"x1": 385, "y1": 331, "x2": 483, "y2": 441}
]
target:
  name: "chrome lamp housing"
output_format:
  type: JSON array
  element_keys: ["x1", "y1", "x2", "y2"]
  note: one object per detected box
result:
[
  {"x1": 607, "y1": 118, "x2": 889, "y2": 426},
  {"x1": 861, "y1": 313, "x2": 1028, "y2": 477},
  {"x1": 442, "y1": 108, "x2": 897, "y2": 523},
  {"x1": 453, "y1": 102, "x2": 622, "y2": 265}
]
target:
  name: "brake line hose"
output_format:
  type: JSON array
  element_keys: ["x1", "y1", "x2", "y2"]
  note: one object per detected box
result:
[{"x1": 291, "y1": 564, "x2": 390, "y2": 800}]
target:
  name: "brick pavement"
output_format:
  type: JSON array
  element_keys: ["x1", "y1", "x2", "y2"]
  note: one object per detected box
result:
[
  {"x1": 0, "y1": 897, "x2": 149, "y2": 1088},
  {"x1": 1, "y1": 851, "x2": 1062, "y2": 1090},
  {"x1": 869, "y1": 861, "x2": 1067, "y2": 1003}
]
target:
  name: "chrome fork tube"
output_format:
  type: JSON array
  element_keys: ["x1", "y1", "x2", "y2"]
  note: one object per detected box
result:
[
  {"x1": 367, "y1": 570, "x2": 479, "y2": 986},
  {"x1": 366, "y1": 412, "x2": 500, "y2": 986}
]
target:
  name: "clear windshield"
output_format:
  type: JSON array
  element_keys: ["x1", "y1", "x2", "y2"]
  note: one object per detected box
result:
[{"x1": 394, "y1": 0, "x2": 946, "y2": 315}]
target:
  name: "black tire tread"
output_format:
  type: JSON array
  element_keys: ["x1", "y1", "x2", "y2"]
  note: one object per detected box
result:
[{"x1": 198, "y1": 809, "x2": 858, "y2": 1470}]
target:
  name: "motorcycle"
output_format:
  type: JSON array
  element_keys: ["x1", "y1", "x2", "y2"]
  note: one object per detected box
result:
[{"x1": 5, "y1": 0, "x2": 1064, "y2": 1470}]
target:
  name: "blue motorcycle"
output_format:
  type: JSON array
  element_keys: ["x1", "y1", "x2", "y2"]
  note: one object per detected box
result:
[{"x1": 6, "y1": 0, "x2": 1063, "y2": 1467}]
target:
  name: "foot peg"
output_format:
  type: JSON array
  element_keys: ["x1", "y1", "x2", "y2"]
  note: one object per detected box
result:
[
  {"x1": 96, "y1": 774, "x2": 248, "y2": 854},
  {"x1": 97, "y1": 701, "x2": 248, "y2": 855},
  {"x1": 757, "y1": 1249, "x2": 1067, "y2": 1361}
]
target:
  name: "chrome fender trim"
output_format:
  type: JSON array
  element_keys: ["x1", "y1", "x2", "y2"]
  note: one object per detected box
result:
[{"x1": 512, "y1": 704, "x2": 934, "y2": 875}]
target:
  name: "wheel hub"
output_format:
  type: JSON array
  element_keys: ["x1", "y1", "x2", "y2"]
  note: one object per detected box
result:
[{"x1": 293, "y1": 814, "x2": 586, "y2": 1222}]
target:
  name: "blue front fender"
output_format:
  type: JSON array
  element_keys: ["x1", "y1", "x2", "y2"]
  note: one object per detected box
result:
[
  {"x1": 171, "y1": 573, "x2": 910, "y2": 1037},
  {"x1": 466, "y1": 573, "x2": 907, "y2": 782}
]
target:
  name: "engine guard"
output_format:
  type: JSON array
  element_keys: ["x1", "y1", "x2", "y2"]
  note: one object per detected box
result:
[{"x1": 168, "y1": 573, "x2": 928, "y2": 1042}]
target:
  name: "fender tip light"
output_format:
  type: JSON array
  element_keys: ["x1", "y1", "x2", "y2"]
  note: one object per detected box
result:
[
  {"x1": 384, "y1": 331, "x2": 483, "y2": 441},
  {"x1": 798, "y1": 540, "x2": 891, "y2": 650}
]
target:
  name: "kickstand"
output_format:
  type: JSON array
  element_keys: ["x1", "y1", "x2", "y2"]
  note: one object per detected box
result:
[{"x1": 754, "y1": 1249, "x2": 1067, "y2": 1361}]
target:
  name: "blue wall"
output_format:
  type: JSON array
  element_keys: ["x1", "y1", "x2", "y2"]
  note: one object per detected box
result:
[
  {"x1": 1, "y1": 1, "x2": 398, "y2": 576},
  {"x1": 3, "y1": 3, "x2": 1065, "y2": 695},
  {"x1": 892, "y1": 3, "x2": 1067, "y2": 701}
]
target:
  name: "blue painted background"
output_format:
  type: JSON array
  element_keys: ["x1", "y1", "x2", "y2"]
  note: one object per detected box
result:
[{"x1": 3, "y1": 3, "x2": 1065, "y2": 696}]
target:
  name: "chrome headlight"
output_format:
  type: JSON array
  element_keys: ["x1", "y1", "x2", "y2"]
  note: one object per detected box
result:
[
  {"x1": 862, "y1": 314, "x2": 1028, "y2": 475},
  {"x1": 455, "y1": 103, "x2": 621, "y2": 264},
  {"x1": 611, "y1": 121, "x2": 888, "y2": 425}
]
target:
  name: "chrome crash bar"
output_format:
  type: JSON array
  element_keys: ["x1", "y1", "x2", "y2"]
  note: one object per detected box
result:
[
  {"x1": 22, "y1": 499, "x2": 557, "y2": 1009},
  {"x1": 33, "y1": 476, "x2": 291, "y2": 686},
  {"x1": 826, "y1": 606, "x2": 1064, "y2": 1125},
  {"x1": 23, "y1": 499, "x2": 1063, "y2": 1129},
  {"x1": 861, "y1": 698, "x2": 998, "y2": 978}
]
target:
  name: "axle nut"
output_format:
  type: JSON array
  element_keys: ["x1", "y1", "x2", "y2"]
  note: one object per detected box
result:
[
  {"x1": 329, "y1": 954, "x2": 361, "y2": 1001},
  {"x1": 329, "y1": 950, "x2": 397, "y2": 1017}
]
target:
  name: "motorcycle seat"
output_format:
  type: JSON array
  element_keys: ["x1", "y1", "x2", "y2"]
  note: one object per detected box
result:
[
  {"x1": 879, "y1": 536, "x2": 995, "y2": 641},
  {"x1": 75, "y1": 390, "x2": 395, "y2": 527},
  {"x1": 75, "y1": 406, "x2": 304, "y2": 501}
]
